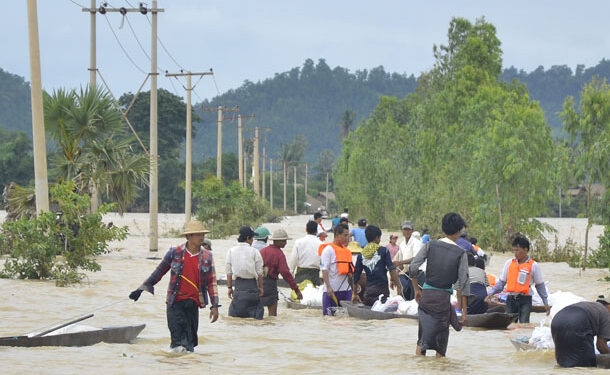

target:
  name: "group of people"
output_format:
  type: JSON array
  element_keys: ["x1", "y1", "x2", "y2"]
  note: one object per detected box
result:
[{"x1": 127, "y1": 213, "x2": 609, "y2": 368}]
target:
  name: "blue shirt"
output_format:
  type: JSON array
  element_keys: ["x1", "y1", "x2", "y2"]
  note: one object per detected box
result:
[
  {"x1": 331, "y1": 217, "x2": 341, "y2": 228},
  {"x1": 422, "y1": 234, "x2": 430, "y2": 244},
  {"x1": 455, "y1": 237, "x2": 475, "y2": 255},
  {"x1": 353, "y1": 247, "x2": 395, "y2": 287},
  {"x1": 350, "y1": 227, "x2": 368, "y2": 247}
]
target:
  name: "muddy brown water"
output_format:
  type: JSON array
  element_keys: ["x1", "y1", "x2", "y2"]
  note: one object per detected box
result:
[{"x1": 0, "y1": 213, "x2": 608, "y2": 374}]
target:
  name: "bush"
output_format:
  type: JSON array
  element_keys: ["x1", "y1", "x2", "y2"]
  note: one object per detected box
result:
[
  {"x1": 587, "y1": 225, "x2": 610, "y2": 269},
  {"x1": 193, "y1": 175, "x2": 280, "y2": 238},
  {"x1": 0, "y1": 182, "x2": 128, "y2": 285}
]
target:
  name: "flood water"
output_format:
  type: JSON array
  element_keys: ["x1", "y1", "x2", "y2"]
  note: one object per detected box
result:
[{"x1": 1, "y1": 213, "x2": 608, "y2": 374}]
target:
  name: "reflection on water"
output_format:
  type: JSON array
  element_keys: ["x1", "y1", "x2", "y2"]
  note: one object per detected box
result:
[{"x1": 1, "y1": 214, "x2": 609, "y2": 374}]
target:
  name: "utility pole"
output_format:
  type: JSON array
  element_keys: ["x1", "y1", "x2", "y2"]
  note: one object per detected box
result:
[
  {"x1": 270, "y1": 158, "x2": 274, "y2": 209},
  {"x1": 236, "y1": 114, "x2": 255, "y2": 186},
  {"x1": 283, "y1": 162, "x2": 287, "y2": 211},
  {"x1": 201, "y1": 106, "x2": 239, "y2": 180},
  {"x1": 325, "y1": 172, "x2": 329, "y2": 209},
  {"x1": 82, "y1": 2, "x2": 161, "y2": 214},
  {"x1": 262, "y1": 146, "x2": 266, "y2": 200},
  {"x1": 304, "y1": 163, "x2": 308, "y2": 196},
  {"x1": 293, "y1": 165, "x2": 297, "y2": 213},
  {"x1": 149, "y1": 0, "x2": 160, "y2": 252},
  {"x1": 27, "y1": 0, "x2": 49, "y2": 215},
  {"x1": 253, "y1": 127, "x2": 260, "y2": 196},
  {"x1": 165, "y1": 70, "x2": 213, "y2": 224}
]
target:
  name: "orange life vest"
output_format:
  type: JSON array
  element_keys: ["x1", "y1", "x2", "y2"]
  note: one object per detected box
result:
[
  {"x1": 487, "y1": 273, "x2": 497, "y2": 286},
  {"x1": 319, "y1": 243, "x2": 354, "y2": 275},
  {"x1": 506, "y1": 258, "x2": 534, "y2": 295},
  {"x1": 473, "y1": 244, "x2": 480, "y2": 253}
]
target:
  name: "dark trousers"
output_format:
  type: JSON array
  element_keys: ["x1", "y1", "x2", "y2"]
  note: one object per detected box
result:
[
  {"x1": 167, "y1": 299, "x2": 199, "y2": 351},
  {"x1": 505, "y1": 294, "x2": 532, "y2": 323},
  {"x1": 400, "y1": 272, "x2": 425, "y2": 301}
]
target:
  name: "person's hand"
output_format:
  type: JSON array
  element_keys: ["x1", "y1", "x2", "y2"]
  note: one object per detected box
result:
[
  {"x1": 484, "y1": 294, "x2": 491, "y2": 303},
  {"x1": 545, "y1": 304, "x2": 550, "y2": 316},
  {"x1": 210, "y1": 307, "x2": 219, "y2": 323},
  {"x1": 352, "y1": 294, "x2": 361, "y2": 303},
  {"x1": 258, "y1": 286, "x2": 264, "y2": 297},
  {"x1": 129, "y1": 289, "x2": 143, "y2": 302},
  {"x1": 460, "y1": 313, "x2": 467, "y2": 325},
  {"x1": 227, "y1": 287, "x2": 233, "y2": 299},
  {"x1": 327, "y1": 287, "x2": 336, "y2": 302},
  {"x1": 414, "y1": 289, "x2": 422, "y2": 303},
  {"x1": 296, "y1": 290, "x2": 303, "y2": 300}
]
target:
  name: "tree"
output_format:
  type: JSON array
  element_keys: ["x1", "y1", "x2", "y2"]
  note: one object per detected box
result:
[
  {"x1": 561, "y1": 77, "x2": 610, "y2": 269},
  {"x1": 0, "y1": 127, "x2": 34, "y2": 196},
  {"x1": 338, "y1": 110, "x2": 356, "y2": 140},
  {"x1": 44, "y1": 86, "x2": 149, "y2": 213}
]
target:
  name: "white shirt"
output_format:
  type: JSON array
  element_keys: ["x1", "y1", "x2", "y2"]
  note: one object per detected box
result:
[
  {"x1": 340, "y1": 213, "x2": 349, "y2": 219},
  {"x1": 320, "y1": 244, "x2": 351, "y2": 292},
  {"x1": 317, "y1": 222, "x2": 326, "y2": 235},
  {"x1": 225, "y1": 242, "x2": 263, "y2": 279},
  {"x1": 288, "y1": 234, "x2": 322, "y2": 273},
  {"x1": 395, "y1": 235, "x2": 424, "y2": 274}
]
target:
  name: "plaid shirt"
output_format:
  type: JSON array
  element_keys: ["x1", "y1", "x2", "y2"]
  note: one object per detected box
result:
[{"x1": 140, "y1": 243, "x2": 219, "y2": 308}]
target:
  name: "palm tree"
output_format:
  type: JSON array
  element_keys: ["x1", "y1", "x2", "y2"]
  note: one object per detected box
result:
[{"x1": 44, "y1": 86, "x2": 149, "y2": 213}]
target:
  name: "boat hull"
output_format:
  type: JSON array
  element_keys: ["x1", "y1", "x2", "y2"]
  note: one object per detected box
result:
[
  {"x1": 342, "y1": 301, "x2": 418, "y2": 320},
  {"x1": 464, "y1": 312, "x2": 517, "y2": 329},
  {"x1": 0, "y1": 324, "x2": 146, "y2": 347},
  {"x1": 285, "y1": 300, "x2": 322, "y2": 310}
]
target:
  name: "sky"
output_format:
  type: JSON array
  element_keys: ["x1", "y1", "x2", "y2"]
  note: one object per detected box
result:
[{"x1": 2, "y1": 1, "x2": 610, "y2": 102}]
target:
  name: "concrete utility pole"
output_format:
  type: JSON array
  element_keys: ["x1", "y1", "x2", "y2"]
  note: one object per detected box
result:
[
  {"x1": 237, "y1": 114, "x2": 255, "y2": 186},
  {"x1": 89, "y1": 0, "x2": 96, "y2": 87},
  {"x1": 165, "y1": 70, "x2": 213, "y2": 224},
  {"x1": 325, "y1": 172, "x2": 329, "y2": 209},
  {"x1": 262, "y1": 146, "x2": 266, "y2": 200},
  {"x1": 149, "y1": 0, "x2": 160, "y2": 252},
  {"x1": 27, "y1": 0, "x2": 49, "y2": 215},
  {"x1": 269, "y1": 158, "x2": 273, "y2": 209},
  {"x1": 283, "y1": 162, "x2": 287, "y2": 211},
  {"x1": 202, "y1": 106, "x2": 239, "y2": 180},
  {"x1": 304, "y1": 163, "x2": 308, "y2": 196},
  {"x1": 293, "y1": 165, "x2": 297, "y2": 213},
  {"x1": 253, "y1": 127, "x2": 260, "y2": 196}
]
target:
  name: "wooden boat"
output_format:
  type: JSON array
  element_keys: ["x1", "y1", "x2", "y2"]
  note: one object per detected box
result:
[
  {"x1": 0, "y1": 324, "x2": 145, "y2": 348},
  {"x1": 464, "y1": 312, "x2": 517, "y2": 329},
  {"x1": 285, "y1": 300, "x2": 322, "y2": 310},
  {"x1": 341, "y1": 301, "x2": 418, "y2": 321},
  {"x1": 488, "y1": 300, "x2": 546, "y2": 313}
]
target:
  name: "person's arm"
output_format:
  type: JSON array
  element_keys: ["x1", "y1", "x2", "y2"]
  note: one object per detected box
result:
[
  {"x1": 255, "y1": 250, "x2": 264, "y2": 296},
  {"x1": 456, "y1": 252, "x2": 470, "y2": 297},
  {"x1": 389, "y1": 269, "x2": 402, "y2": 295},
  {"x1": 532, "y1": 262, "x2": 550, "y2": 315},
  {"x1": 279, "y1": 252, "x2": 302, "y2": 299},
  {"x1": 487, "y1": 261, "x2": 509, "y2": 297},
  {"x1": 205, "y1": 253, "x2": 220, "y2": 322},
  {"x1": 130, "y1": 248, "x2": 173, "y2": 301},
  {"x1": 408, "y1": 242, "x2": 429, "y2": 277},
  {"x1": 322, "y1": 269, "x2": 334, "y2": 300},
  {"x1": 287, "y1": 242, "x2": 298, "y2": 275},
  {"x1": 353, "y1": 255, "x2": 363, "y2": 284},
  {"x1": 597, "y1": 337, "x2": 610, "y2": 354}
]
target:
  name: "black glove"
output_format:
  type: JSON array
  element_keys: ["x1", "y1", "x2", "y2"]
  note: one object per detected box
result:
[{"x1": 129, "y1": 289, "x2": 143, "y2": 301}]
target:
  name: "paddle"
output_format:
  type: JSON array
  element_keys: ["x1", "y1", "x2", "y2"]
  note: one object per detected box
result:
[
  {"x1": 278, "y1": 289, "x2": 295, "y2": 303},
  {"x1": 33, "y1": 314, "x2": 94, "y2": 337}
]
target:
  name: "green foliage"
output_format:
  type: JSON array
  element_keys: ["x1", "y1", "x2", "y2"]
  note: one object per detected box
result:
[
  {"x1": 44, "y1": 86, "x2": 149, "y2": 212},
  {"x1": 0, "y1": 68, "x2": 31, "y2": 135},
  {"x1": 587, "y1": 226, "x2": 610, "y2": 269},
  {"x1": 335, "y1": 17, "x2": 557, "y2": 250},
  {"x1": 561, "y1": 77, "x2": 610, "y2": 266},
  {"x1": 0, "y1": 126, "x2": 34, "y2": 195},
  {"x1": 0, "y1": 182, "x2": 128, "y2": 285},
  {"x1": 193, "y1": 176, "x2": 280, "y2": 238}
]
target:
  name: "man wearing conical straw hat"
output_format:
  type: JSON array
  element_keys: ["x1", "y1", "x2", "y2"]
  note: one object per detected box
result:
[{"x1": 129, "y1": 220, "x2": 220, "y2": 352}]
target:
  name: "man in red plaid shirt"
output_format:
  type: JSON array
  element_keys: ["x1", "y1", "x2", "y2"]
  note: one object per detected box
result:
[{"x1": 129, "y1": 220, "x2": 219, "y2": 352}]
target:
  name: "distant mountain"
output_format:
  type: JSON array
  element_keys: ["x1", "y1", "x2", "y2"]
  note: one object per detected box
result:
[
  {"x1": 193, "y1": 58, "x2": 418, "y2": 163},
  {"x1": 4, "y1": 59, "x2": 610, "y2": 159},
  {"x1": 0, "y1": 68, "x2": 32, "y2": 134}
]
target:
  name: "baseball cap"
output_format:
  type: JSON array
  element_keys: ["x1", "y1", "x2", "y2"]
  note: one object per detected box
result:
[
  {"x1": 357, "y1": 218, "x2": 367, "y2": 227},
  {"x1": 254, "y1": 226, "x2": 271, "y2": 240},
  {"x1": 239, "y1": 226, "x2": 256, "y2": 238},
  {"x1": 401, "y1": 221, "x2": 414, "y2": 230},
  {"x1": 597, "y1": 295, "x2": 609, "y2": 305}
]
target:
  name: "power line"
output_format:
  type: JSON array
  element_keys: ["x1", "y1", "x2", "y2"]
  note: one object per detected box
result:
[
  {"x1": 102, "y1": 13, "x2": 148, "y2": 75},
  {"x1": 211, "y1": 74, "x2": 221, "y2": 96},
  {"x1": 141, "y1": 13, "x2": 184, "y2": 71},
  {"x1": 68, "y1": 0, "x2": 87, "y2": 7},
  {"x1": 124, "y1": 14, "x2": 151, "y2": 62}
]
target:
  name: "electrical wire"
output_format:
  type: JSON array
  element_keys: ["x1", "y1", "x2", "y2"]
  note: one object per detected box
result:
[
  {"x1": 68, "y1": 0, "x2": 87, "y2": 8},
  {"x1": 124, "y1": 15, "x2": 152, "y2": 62},
  {"x1": 102, "y1": 14, "x2": 148, "y2": 75}
]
